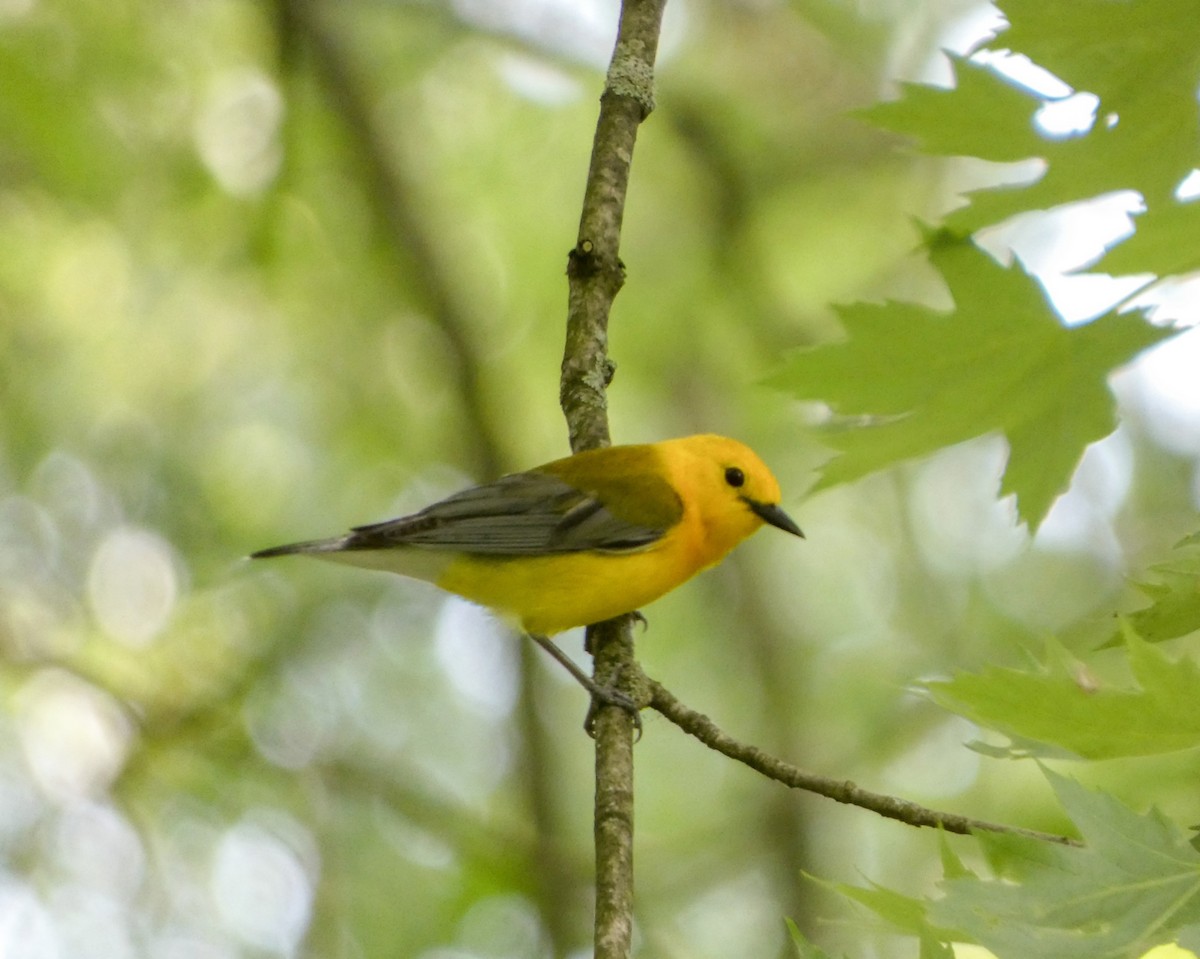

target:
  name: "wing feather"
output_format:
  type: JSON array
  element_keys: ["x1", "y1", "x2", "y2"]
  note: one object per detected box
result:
[{"x1": 342, "y1": 469, "x2": 673, "y2": 555}]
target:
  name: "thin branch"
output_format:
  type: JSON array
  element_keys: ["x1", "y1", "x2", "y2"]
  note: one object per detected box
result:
[
  {"x1": 649, "y1": 680, "x2": 1081, "y2": 847},
  {"x1": 558, "y1": 3, "x2": 669, "y2": 958},
  {"x1": 562, "y1": 0, "x2": 666, "y2": 453}
]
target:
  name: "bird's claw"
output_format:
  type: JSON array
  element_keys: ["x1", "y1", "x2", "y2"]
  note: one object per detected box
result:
[
  {"x1": 584, "y1": 679, "x2": 644, "y2": 741},
  {"x1": 528, "y1": 632, "x2": 645, "y2": 740}
]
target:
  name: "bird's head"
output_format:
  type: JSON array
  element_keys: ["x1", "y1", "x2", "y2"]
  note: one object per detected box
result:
[{"x1": 666, "y1": 435, "x2": 803, "y2": 557}]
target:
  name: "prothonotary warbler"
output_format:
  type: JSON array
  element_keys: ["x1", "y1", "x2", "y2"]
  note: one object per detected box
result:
[
  {"x1": 252, "y1": 434, "x2": 802, "y2": 723},
  {"x1": 253, "y1": 434, "x2": 801, "y2": 632}
]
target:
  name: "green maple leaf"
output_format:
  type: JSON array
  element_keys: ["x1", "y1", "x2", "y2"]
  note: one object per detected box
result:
[
  {"x1": 927, "y1": 633, "x2": 1200, "y2": 759},
  {"x1": 997, "y1": 0, "x2": 1200, "y2": 204},
  {"x1": 1107, "y1": 537, "x2": 1200, "y2": 646},
  {"x1": 931, "y1": 772, "x2": 1200, "y2": 959},
  {"x1": 866, "y1": 0, "x2": 1200, "y2": 262},
  {"x1": 769, "y1": 234, "x2": 1171, "y2": 529},
  {"x1": 837, "y1": 772, "x2": 1200, "y2": 959},
  {"x1": 964, "y1": 0, "x2": 1200, "y2": 251},
  {"x1": 1099, "y1": 200, "x2": 1200, "y2": 280},
  {"x1": 785, "y1": 920, "x2": 843, "y2": 959},
  {"x1": 858, "y1": 55, "x2": 1046, "y2": 164},
  {"x1": 814, "y1": 0, "x2": 1192, "y2": 527}
]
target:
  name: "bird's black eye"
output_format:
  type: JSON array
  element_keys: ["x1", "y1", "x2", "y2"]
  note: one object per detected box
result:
[{"x1": 724, "y1": 467, "x2": 745, "y2": 488}]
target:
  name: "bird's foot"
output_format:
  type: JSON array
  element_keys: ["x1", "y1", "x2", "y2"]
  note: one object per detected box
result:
[
  {"x1": 528, "y1": 633, "x2": 646, "y2": 740},
  {"x1": 582, "y1": 667, "x2": 644, "y2": 740}
]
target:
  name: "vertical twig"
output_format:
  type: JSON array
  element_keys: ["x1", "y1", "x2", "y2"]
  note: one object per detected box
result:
[{"x1": 558, "y1": 2, "x2": 668, "y2": 957}]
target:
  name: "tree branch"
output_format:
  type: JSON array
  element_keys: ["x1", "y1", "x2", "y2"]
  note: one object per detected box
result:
[
  {"x1": 561, "y1": 0, "x2": 666, "y2": 454},
  {"x1": 649, "y1": 680, "x2": 1080, "y2": 847},
  {"x1": 559, "y1": 3, "x2": 669, "y2": 958}
]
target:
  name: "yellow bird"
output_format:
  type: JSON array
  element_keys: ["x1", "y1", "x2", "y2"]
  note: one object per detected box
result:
[{"x1": 252, "y1": 434, "x2": 802, "y2": 636}]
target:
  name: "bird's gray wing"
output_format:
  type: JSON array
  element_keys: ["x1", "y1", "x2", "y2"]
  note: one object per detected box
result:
[{"x1": 342, "y1": 471, "x2": 669, "y2": 555}]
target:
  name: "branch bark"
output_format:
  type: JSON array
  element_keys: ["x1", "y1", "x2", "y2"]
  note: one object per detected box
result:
[
  {"x1": 558, "y1": 3, "x2": 668, "y2": 957},
  {"x1": 649, "y1": 680, "x2": 1080, "y2": 847}
]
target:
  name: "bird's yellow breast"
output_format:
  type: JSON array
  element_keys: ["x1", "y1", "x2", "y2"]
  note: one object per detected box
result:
[{"x1": 436, "y1": 529, "x2": 703, "y2": 636}]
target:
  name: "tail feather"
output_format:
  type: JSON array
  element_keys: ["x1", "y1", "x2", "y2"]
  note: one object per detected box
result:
[
  {"x1": 250, "y1": 536, "x2": 350, "y2": 559},
  {"x1": 250, "y1": 533, "x2": 452, "y2": 584}
]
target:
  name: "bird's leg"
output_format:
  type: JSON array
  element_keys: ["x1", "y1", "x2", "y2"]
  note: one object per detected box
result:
[{"x1": 527, "y1": 633, "x2": 643, "y2": 738}]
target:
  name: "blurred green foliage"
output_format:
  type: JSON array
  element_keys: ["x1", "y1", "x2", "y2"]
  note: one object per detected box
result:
[{"x1": 1, "y1": 1, "x2": 1199, "y2": 958}]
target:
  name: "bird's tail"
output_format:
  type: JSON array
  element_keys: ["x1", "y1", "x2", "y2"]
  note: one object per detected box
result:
[
  {"x1": 249, "y1": 533, "x2": 451, "y2": 583},
  {"x1": 250, "y1": 536, "x2": 350, "y2": 559}
]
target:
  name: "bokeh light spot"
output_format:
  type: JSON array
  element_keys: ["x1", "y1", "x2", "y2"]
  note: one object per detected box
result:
[
  {"x1": 86, "y1": 526, "x2": 179, "y2": 648},
  {"x1": 16, "y1": 670, "x2": 131, "y2": 801},
  {"x1": 211, "y1": 813, "x2": 315, "y2": 953},
  {"x1": 193, "y1": 69, "x2": 284, "y2": 196}
]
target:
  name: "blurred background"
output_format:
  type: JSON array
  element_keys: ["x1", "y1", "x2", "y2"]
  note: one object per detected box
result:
[{"x1": 1, "y1": 0, "x2": 1198, "y2": 957}]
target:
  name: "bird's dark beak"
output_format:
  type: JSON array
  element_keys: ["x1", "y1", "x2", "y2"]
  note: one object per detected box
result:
[{"x1": 746, "y1": 499, "x2": 805, "y2": 538}]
